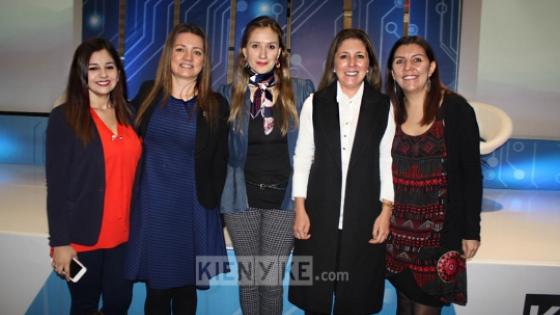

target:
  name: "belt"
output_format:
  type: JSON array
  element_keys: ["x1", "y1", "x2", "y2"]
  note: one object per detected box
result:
[{"x1": 246, "y1": 180, "x2": 287, "y2": 191}]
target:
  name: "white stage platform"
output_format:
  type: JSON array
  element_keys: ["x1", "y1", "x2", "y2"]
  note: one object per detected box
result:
[{"x1": 1, "y1": 164, "x2": 559, "y2": 314}]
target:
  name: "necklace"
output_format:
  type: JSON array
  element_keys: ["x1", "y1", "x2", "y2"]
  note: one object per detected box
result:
[{"x1": 90, "y1": 104, "x2": 120, "y2": 140}]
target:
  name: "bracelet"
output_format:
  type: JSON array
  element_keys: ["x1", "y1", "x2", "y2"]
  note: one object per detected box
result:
[{"x1": 382, "y1": 200, "x2": 394, "y2": 210}]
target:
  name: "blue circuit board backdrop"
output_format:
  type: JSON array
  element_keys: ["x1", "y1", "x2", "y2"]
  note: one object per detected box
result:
[
  {"x1": 82, "y1": 0, "x2": 460, "y2": 94},
  {"x1": 290, "y1": 0, "x2": 343, "y2": 85},
  {"x1": 483, "y1": 139, "x2": 560, "y2": 190},
  {"x1": 353, "y1": 0, "x2": 460, "y2": 90},
  {"x1": 235, "y1": 0, "x2": 287, "y2": 53},
  {"x1": 409, "y1": 0, "x2": 461, "y2": 89},
  {"x1": 82, "y1": 0, "x2": 120, "y2": 48},
  {"x1": 353, "y1": 0, "x2": 405, "y2": 84},
  {"x1": 181, "y1": 0, "x2": 232, "y2": 90},
  {"x1": 122, "y1": 0, "x2": 175, "y2": 100}
]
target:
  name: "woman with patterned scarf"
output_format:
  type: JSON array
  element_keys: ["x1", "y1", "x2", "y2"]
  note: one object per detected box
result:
[{"x1": 219, "y1": 15, "x2": 314, "y2": 315}]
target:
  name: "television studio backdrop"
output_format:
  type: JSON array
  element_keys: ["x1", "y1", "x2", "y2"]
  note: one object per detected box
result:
[{"x1": 0, "y1": 0, "x2": 559, "y2": 314}]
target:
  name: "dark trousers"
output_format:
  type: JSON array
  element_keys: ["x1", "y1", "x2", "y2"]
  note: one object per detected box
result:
[
  {"x1": 67, "y1": 243, "x2": 132, "y2": 315},
  {"x1": 145, "y1": 285, "x2": 197, "y2": 315},
  {"x1": 303, "y1": 231, "x2": 344, "y2": 315}
]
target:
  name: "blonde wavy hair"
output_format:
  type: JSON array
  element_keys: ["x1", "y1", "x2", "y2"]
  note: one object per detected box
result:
[{"x1": 229, "y1": 16, "x2": 297, "y2": 135}]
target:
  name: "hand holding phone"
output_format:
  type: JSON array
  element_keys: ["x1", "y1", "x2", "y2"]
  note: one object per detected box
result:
[
  {"x1": 51, "y1": 255, "x2": 87, "y2": 282},
  {"x1": 68, "y1": 257, "x2": 87, "y2": 283}
]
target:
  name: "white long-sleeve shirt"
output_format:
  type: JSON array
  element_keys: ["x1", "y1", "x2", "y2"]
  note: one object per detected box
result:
[{"x1": 292, "y1": 82, "x2": 395, "y2": 229}]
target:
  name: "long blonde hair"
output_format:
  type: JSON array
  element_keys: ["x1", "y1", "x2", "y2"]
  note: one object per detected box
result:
[
  {"x1": 135, "y1": 24, "x2": 218, "y2": 128},
  {"x1": 229, "y1": 16, "x2": 297, "y2": 135}
]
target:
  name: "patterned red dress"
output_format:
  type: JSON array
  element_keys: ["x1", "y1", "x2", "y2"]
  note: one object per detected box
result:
[{"x1": 386, "y1": 119, "x2": 466, "y2": 306}]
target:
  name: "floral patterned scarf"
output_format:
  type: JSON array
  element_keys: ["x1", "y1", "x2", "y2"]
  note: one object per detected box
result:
[{"x1": 248, "y1": 69, "x2": 276, "y2": 135}]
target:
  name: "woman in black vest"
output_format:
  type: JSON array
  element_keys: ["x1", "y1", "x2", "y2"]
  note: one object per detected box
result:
[{"x1": 289, "y1": 29, "x2": 395, "y2": 314}]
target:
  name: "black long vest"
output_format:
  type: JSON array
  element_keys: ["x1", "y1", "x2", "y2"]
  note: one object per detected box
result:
[{"x1": 289, "y1": 82, "x2": 391, "y2": 314}]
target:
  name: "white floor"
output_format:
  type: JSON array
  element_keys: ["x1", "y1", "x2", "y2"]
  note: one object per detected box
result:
[
  {"x1": 477, "y1": 188, "x2": 560, "y2": 266},
  {"x1": 0, "y1": 164, "x2": 47, "y2": 236}
]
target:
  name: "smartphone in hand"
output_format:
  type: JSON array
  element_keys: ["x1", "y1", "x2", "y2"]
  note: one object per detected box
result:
[{"x1": 69, "y1": 257, "x2": 87, "y2": 283}]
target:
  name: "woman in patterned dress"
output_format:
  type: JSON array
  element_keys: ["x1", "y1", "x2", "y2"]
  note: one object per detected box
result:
[
  {"x1": 385, "y1": 36, "x2": 483, "y2": 315},
  {"x1": 124, "y1": 24, "x2": 229, "y2": 315}
]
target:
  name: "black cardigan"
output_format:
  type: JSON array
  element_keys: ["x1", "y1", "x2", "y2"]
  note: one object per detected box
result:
[
  {"x1": 132, "y1": 81, "x2": 229, "y2": 210},
  {"x1": 440, "y1": 93, "x2": 483, "y2": 250}
]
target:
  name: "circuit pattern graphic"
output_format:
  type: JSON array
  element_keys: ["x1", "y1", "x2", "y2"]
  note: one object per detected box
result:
[
  {"x1": 353, "y1": 0, "x2": 460, "y2": 89},
  {"x1": 182, "y1": 0, "x2": 232, "y2": 89},
  {"x1": 123, "y1": 0, "x2": 175, "y2": 99},
  {"x1": 82, "y1": 0, "x2": 120, "y2": 49},
  {"x1": 482, "y1": 139, "x2": 560, "y2": 190},
  {"x1": 290, "y1": 0, "x2": 343, "y2": 85},
  {"x1": 83, "y1": 0, "x2": 460, "y2": 94},
  {"x1": 409, "y1": 0, "x2": 460, "y2": 89}
]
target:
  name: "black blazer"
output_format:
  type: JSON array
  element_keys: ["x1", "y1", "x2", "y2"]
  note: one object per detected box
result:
[
  {"x1": 133, "y1": 81, "x2": 229, "y2": 209},
  {"x1": 46, "y1": 105, "x2": 106, "y2": 247}
]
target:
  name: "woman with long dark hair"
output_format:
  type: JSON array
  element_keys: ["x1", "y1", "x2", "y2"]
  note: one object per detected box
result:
[
  {"x1": 46, "y1": 38, "x2": 141, "y2": 314},
  {"x1": 385, "y1": 36, "x2": 482, "y2": 315}
]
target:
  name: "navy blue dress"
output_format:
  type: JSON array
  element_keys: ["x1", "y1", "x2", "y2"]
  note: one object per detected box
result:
[{"x1": 125, "y1": 97, "x2": 227, "y2": 289}]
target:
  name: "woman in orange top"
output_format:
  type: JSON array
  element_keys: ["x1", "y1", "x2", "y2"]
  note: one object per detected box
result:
[{"x1": 46, "y1": 38, "x2": 141, "y2": 315}]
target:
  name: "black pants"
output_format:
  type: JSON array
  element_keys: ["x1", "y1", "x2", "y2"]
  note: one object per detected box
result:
[
  {"x1": 145, "y1": 285, "x2": 197, "y2": 315},
  {"x1": 303, "y1": 231, "x2": 344, "y2": 315},
  {"x1": 67, "y1": 243, "x2": 132, "y2": 315}
]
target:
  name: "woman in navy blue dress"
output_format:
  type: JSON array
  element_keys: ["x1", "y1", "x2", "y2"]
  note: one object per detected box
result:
[{"x1": 125, "y1": 24, "x2": 229, "y2": 314}]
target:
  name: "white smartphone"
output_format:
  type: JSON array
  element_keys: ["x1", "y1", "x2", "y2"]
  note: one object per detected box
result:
[{"x1": 69, "y1": 257, "x2": 87, "y2": 283}]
